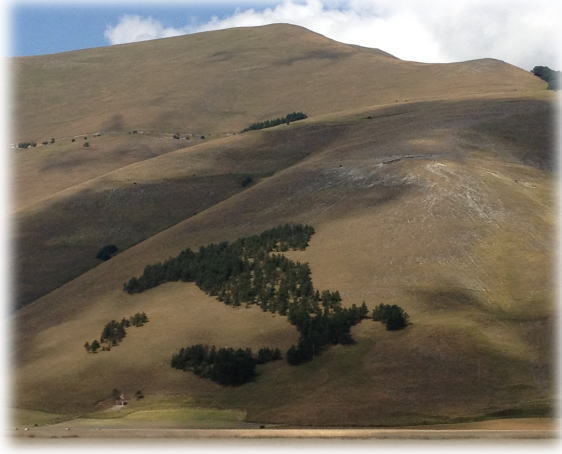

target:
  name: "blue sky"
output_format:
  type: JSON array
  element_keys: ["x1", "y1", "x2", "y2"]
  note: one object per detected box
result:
[{"x1": 11, "y1": 2, "x2": 277, "y2": 56}]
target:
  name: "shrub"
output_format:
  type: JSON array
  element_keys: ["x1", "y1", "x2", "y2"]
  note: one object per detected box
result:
[
  {"x1": 129, "y1": 312, "x2": 149, "y2": 327},
  {"x1": 241, "y1": 176, "x2": 254, "y2": 187},
  {"x1": 96, "y1": 244, "x2": 118, "y2": 261},
  {"x1": 90, "y1": 340, "x2": 100, "y2": 353},
  {"x1": 83, "y1": 142, "x2": 90, "y2": 148},
  {"x1": 18, "y1": 142, "x2": 36, "y2": 149}
]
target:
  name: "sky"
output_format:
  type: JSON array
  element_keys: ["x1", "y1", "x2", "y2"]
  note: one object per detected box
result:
[{"x1": 7, "y1": 0, "x2": 562, "y2": 70}]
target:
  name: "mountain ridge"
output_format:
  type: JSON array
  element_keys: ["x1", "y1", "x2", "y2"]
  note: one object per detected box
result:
[{"x1": 12, "y1": 23, "x2": 544, "y2": 142}]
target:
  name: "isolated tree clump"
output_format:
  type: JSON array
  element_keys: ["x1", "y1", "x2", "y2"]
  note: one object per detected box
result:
[
  {"x1": 101, "y1": 320, "x2": 127, "y2": 346},
  {"x1": 372, "y1": 304, "x2": 409, "y2": 330},
  {"x1": 17, "y1": 142, "x2": 37, "y2": 149},
  {"x1": 85, "y1": 339, "x2": 100, "y2": 353},
  {"x1": 84, "y1": 312, "x2": 149, "y2": 353},
  {"x1": 129, "y1": 312, "x2": 149, "y2": 327},
  {"x1": 531, "y1": 66, "x2": 560, "y2": 90},
  {"x1": 241, "y1": 112, "x2": 308, "y2": 132},
  {"x1": 96, "y1": 244, "x2": 118, "y2": 261},
  {"x1": 241, "y1": 176, "x2": 254, "y2": 187}
]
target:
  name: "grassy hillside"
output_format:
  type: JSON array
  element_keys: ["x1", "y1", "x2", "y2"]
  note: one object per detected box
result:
[
  {"x1": 11, "y1": 23, "x2": 547, "y2": 308},
  {"x1": 12, "y1": 132, "x2": 198, "y2": 211},
  {"x1": 13, "y1": 98, "x2": 555, "y2": 426},
  {"x1": 12, "y1": 24, "x2": 544, "y2": 142},
  {"x1": 11, "y1": 24, "x2": 555, "y2": 428},
  {"x1": 14, "y1": 125, "x2": 332, "y2": 307}
]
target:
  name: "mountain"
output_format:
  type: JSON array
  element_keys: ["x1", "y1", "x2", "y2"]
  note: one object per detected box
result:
[
  {"x1": 13, "y1": 23, "x2": 542, "y2": 143},
  {"x1": 11, "y1": 24, "x2": 555, "y2": 430}
]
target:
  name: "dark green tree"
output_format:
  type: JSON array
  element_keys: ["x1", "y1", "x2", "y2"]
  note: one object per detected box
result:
[
  {"x1": 531, "y1": 66, "x2": 560, "y2": 90},
  {"x1": 242, "y1": 112, "x2": 308, "y2": 132},
  {"x1": 96, "y1": 244, "x2": 118, "y2": 261},
  {"x1": 372, "y1": 304, "x2": 409, "y2": 330},
  {"x1": 90, "y1": 340, "x2": 100, "y2": 353}
]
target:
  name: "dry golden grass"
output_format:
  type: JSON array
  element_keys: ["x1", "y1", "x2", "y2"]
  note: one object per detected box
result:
[
  {"x1": 14, "y1": 95, "x2": 555, "y2": 426},
  {"x1": 12, "y1": 133, "x2": 193, "y2": 211},
  {"x1": 12, "y1": 24, "x2": 544, "y2": 142},
  {"x1": 11, "y1": 24, "x2": 555, "y2": 429}
]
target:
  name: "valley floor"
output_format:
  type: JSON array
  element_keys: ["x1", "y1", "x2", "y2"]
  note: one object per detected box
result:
[{"x1": 11, "y1": 417, "x2": 558, "y2": 440}]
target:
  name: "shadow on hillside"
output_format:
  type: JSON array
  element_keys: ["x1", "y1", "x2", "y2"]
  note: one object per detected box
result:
[{"x1": 407, "y1": 286, "x2": 489, "y2": 312}]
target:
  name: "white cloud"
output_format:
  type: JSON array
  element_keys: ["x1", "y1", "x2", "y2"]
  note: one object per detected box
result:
[
  {"x1": 103, "y1": 14, "x2": 186, "y2": 44},
  {"x1": 103, "y1": 0, "x2": 562, "y2": 69}
]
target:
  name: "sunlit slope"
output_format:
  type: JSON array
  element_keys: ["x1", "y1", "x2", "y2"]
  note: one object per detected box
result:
[
  {"x1": 12, "y1": 23, "x2": 544, "y2": 142},
  {"x1": 14, "y1": 94, "x2": 554, "y2": 425},
  {"x1": 12, "y1": 133, "x2": 194, "y2": 210}
]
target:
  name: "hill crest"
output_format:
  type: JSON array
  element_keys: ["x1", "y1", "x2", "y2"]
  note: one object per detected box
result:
[{"x1": 12, "y1": 23, "x2": 544, "y2": 142}]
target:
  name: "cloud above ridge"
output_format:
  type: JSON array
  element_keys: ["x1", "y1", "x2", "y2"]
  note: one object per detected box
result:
[{"x1": 104, "y1": 0, "x2": 561, "y2": 69}]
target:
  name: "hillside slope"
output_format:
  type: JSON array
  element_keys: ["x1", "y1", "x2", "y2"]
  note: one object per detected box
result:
[
  {"x1": 13, "y1": 97, "x2": 555, "y2": 426},
  {"x1": 13, "y1": 24, "x2": 544, "y2": 142},
  {"x1": 11, "y1": 24, "x2": 548, "y2": 309},
  {"x1": 11, "y1": 24, "x2": 555, "y2": 428}
]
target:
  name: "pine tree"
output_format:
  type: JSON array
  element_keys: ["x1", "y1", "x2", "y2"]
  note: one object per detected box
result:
[
  {"x1": 90, "y1": 340, "x2": 100, "y2": 353},
  {"x1": 360, "y1": 302, "x2": 369, "y2": 318}
]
